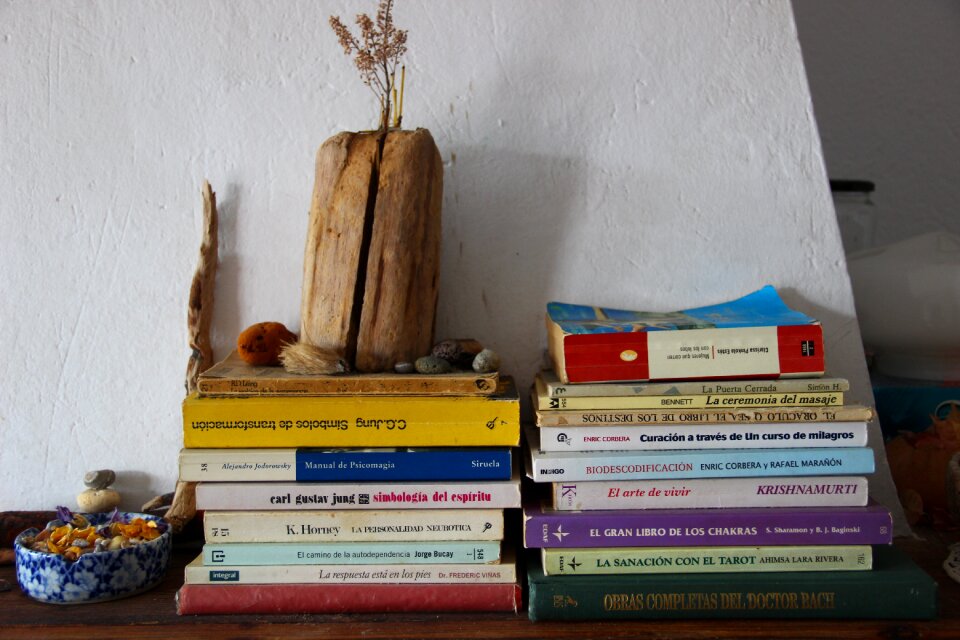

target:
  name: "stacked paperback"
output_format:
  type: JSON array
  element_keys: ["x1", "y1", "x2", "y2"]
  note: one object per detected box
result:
[
  {"x1": 523, "y1": 287, "x2": 937, "y2": 620},
  {"x1": 174, "y1": 352, "x2": 522, "y2": 614}
]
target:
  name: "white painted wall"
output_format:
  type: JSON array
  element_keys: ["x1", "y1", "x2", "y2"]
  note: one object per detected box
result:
[
  {"x1": 794, "y1": 0, "x2": 960, "y2": 248},
  {"x1": 0, "y1": 0, "x2": 906, "y2": 531}
]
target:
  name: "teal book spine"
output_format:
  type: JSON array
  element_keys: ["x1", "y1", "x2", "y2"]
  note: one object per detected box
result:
[
  {"x1": 203, "y1": 541, "x2": 500, "y2": 565},
  {"x1": 527, "y1": 545, "x2": 937, "y2": 620}
]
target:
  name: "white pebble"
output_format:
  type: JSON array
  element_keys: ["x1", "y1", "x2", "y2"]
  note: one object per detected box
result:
[
  {"x1": 472, "y1": 349, "x2": 501, "y2": 373},
  {"x1": 77, "y1": 488, "x2": 121, "y2": 512}
]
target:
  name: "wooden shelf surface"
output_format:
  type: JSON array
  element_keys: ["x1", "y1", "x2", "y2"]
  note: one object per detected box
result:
[{"x1": 1, "y1": 529, "x2": 958, "y2": 640}]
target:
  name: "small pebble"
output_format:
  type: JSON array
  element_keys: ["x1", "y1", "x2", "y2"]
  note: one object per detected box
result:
[
  {"x1": 394, "y1": 361, "x2": 415, "y2": 374},
  {"x1": 472, "y1": 348, "x2": 501, "y2": 373},
  {"x1": 431, "y1": 340, "x2": 464, "y2": 365},
  {"x1": 83, "y1": 469, "x2": 116, "y2": 490},
  {"x1": 415, "y1": 355, "x2": 454, "y2": 374},
  {"x1": 455, "y1": 339, "x2": 484, "y2": 357},
  {"x1": 433, "y1": 339, "x2": 484, "y2": 368}
]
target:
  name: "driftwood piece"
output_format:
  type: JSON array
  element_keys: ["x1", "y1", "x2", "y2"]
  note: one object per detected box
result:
[
  {"x1": 299, "y1": 132, "x2": 379, "y2": 362},
  {"x1": 355, "y1": 129, "x2": 442, "y2": 371},
  {"x1": 185, "y1": 180, "x2": 219, "y2": 394},
  {"x1": 160, "y1": 481, "x2": 197, "y2": 535},
  {"x1": 165, "y1": 180, "x2": 218, "y2": 534},
  {"x1": 298, "y1": 128, "x2": 442, "y2": 372}
]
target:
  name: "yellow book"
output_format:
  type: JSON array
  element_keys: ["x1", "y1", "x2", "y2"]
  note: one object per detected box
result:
[
  {"x1": 183, "y1": 378, "x2": 520, "y2": 448},
  {"x1": 534, "y1": 376, "x2": 842, "y2": 410}
]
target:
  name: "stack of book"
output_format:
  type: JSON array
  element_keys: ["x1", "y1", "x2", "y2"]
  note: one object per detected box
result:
[
  {"x1": 523, "y1": 287, "x2": 937, "y2": 621},
  {"x1": 173, "y1": 352, "x2": 523, "y2": 615}
]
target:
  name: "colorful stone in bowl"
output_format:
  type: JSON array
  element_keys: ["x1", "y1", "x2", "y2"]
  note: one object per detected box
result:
[{"x1": 14, "y1": 511, "x2": 171, "y2": 604}]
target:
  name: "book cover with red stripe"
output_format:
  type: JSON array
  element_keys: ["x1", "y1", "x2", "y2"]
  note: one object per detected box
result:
[
  {"x1": 547, "y1": 286, "x2": 824, "y2": 383},
  {"x1": 176, "y1": 582, "x2": 521, "y2": 614}
]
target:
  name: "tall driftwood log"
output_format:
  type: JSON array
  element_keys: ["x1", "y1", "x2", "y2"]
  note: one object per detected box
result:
[{"x1": 299, "y1": 128, "x2": 442, "y2": 372}]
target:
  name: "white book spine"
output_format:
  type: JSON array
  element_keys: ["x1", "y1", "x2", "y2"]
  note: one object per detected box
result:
[
  {"x1": 185, "y1": 556, "x2": 517, "y2": 585},
  {"x1": 537, "y1": 422, "x2": 869, "y2": 452},
  {"x1": 525, "y1": 427, "x2": 874, "y2": 482},
  {"x1": 180, "y1": 448, "x2": 297, "y2": 481},
  {"x1": 203, "y1": 509, "x2": 504, "y2": 542},
  {"x1": 551, "y1": 476, "x2": 870, "y2": 510},
  {"x1": 196, "y1": 478, "x2": 521, "y2": 510}
]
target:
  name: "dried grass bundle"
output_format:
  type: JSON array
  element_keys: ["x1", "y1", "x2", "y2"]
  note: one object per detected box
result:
[{"x1": 280, "y1": 342, "x2": 351, "y2": 375}]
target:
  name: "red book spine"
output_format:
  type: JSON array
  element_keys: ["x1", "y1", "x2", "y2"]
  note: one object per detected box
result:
[
  {"x1": 176, "y1": 582, "x2": 521, "y2": 615},
  {"x1": 563, "y1": 333, "x2": 651, "y2": 382},
  {"x1": 776, "y1": 325, "x2": 825, "y2": 376}
]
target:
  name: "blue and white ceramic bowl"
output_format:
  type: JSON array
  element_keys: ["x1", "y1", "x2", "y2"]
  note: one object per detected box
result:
[{"x1": 14, "y1": 511, "x2": 171, "y2": 604}]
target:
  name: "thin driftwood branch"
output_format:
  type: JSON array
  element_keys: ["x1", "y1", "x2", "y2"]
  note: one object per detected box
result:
[
  {"x1": 163, "y1": 481, "x2": 198, "y2": 535},
  {"x1": 166, "y1": 180, "x2": 218, "y2": 534},
  {"x1": 185, "y1": 180, "x2": 218, "y2": 395}
]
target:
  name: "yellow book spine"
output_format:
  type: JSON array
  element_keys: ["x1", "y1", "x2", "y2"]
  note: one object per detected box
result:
[{"x1": 182, "y1": 393, "x2": 520, "y2": 448}]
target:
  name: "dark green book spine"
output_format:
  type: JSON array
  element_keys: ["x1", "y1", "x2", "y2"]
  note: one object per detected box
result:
[{"x1": 527, "y1": 546, "x2": 937, "y2": 621}]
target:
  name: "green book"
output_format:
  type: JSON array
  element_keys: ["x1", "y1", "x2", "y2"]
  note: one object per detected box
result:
[{"x1": 527, "y1": 545, "x2": 937, "y2": 621}]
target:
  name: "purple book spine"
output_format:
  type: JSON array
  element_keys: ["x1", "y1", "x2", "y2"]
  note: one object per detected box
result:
[{"x1": 523, "y1": 504, "x2": 892, "y2": 548}]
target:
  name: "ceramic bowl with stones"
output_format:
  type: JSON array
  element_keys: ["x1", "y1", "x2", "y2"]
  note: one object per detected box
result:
[{"x1": 14, "y1": 511, "x2": 171, "y2": 604}]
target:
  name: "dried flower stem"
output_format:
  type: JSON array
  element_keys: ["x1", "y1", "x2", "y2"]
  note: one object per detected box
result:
[
  {"x1": 397, "y1": 65, "x2": 405, "y2": 127},
  {"x1": 330, "y1": 0, "x2": 408, "y2": 134}
]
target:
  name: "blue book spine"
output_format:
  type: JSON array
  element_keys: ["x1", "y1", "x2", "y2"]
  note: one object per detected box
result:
[
  {"x1": 548, "y1": 285, "x2": 818, "y2": 333},
  {"x1": 528, "y1": 445, "x2": 875, "y2": 482},
  {"x1": 203, "y1": 541, "x2": 501, "y2": 565},
  {"x1": 179, "y1": 447, "x2": 513, "y2": 482}
]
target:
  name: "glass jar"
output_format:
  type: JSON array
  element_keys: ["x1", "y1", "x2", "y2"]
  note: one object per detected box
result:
[{"x1": 830, "y1": 179, "x2": 876, "y2": 255}]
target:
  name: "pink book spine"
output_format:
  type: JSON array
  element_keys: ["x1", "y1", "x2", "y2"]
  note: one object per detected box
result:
[{"x1": 552, "y1": 476, "x2": 870, "y2": 510}]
